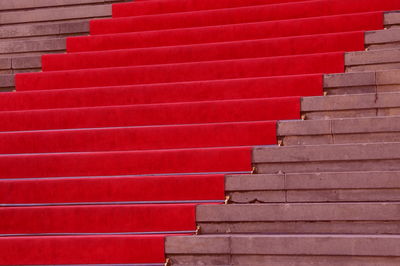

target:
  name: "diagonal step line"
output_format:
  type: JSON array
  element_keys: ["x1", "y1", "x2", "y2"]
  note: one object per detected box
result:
[
  {"x1": 0, "y1": 231, "x2": 196, "y2": 237},
  {"x1": 0, "y1": 200, "x2": 225, "y2": 207},
  {"x1": 0, "y1": 171, "x2": 251, "y2": 181}
]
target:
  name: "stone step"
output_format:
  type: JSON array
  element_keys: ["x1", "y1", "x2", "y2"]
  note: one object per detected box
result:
[
  {"x1": 0, "y1": 0, "x2": 126, "y2": 11},
  {"x1": 301, "y1": 91, "x2": 400, "y2": 119},
  {"x1": 253, "y1": 142, "x2": 400, "y2": 174},
  {"x1": 385, "y1": 11, "x2": 400, "y2": 28},
  {"x1": 278, "y1": 116, "x2": 400, "y2": 145},
  {"x1": 166, "y1": 234, "x2": 400, "y2": 265},
  {"x1": 0, "y1": 55, "x2": 42, "y2": 74},
  {"x1": 0, "y1": 20, "x2": 89, "y2": 40},
  {"x1": 324, "y1": 69, "x2": 400, "y2": 95},
  {"x1": 195, "y1": 202, "x2": 400, "y2": 234},
  {"x1": 226, "y1": 171, "x2": 400, "y2": 204},
  {"x1": 345, "y1": 48, "x2": 400, "y2": 73},
  {"x1": 0, "y1": 4, "x2": 112, "y2": 25}
]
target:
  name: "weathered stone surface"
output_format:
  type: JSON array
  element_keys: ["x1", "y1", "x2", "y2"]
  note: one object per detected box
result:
[
  {"x1": 365, "y1": 28, "x2": 400, "y2": 45},
  {"x1": 0, "y1": 5, "x2": 111, "y2": 25},
  {"x1": 197, "y1": 202, "x2": 400, "y2": 222},
  {"x1": 323, "y1": 72, "x2": 375, "y2": 88},
  {"x1": 199, "y1": 220, "x2": 400, "y2": 234},
  {"x1": 0, "y1": 0, "x2": 122, "y2": 11},
  {"x1": 167, "y1": 235, "x2": 400, "y2": 256},
  {"x1": 257, "y1": 159, "x2": 400, "y2": 174},
  {"x1": 225, "y1": 174, "x2": 284, "y2": 191}
]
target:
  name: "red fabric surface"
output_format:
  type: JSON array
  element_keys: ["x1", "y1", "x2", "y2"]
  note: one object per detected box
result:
[
  {"x1": 17, "y1": 53, "x2": 344, "y2": 91},
  {"x1": 69, "y1": 12, "x2": 382, "y2": 52},
  {"x1": 0, "y1": 121, "x2": 277, "y2": 153},
  {"x1": 96, "y1": 0, "x2": 394, "y2": 34},
  {"x1": 0, "y1": 97, "x2": 300, "y2": 131},
  {"x1": 44, "y1": 32, "x2": 364, "y2": 71},
  {"x1": 0, "y1": 204, "x2": 196, "y2": 234},
  {"x1": 0, "y1": 174, "x2": 225, "y2": 204},
  {"x1": 0, "y1": 146, "x2": 252, "y2": 179},
  {"x1": 0, "y1": 75, "x2": 322, "y2": 111},
  {"x1": 112, "y1": 0, "x2": 314, "y2": 17},
  {"x1": 0, "y1": 235, "x2": 165, "y2": 264}
]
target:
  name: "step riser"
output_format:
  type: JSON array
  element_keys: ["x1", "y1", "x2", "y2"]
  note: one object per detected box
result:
[
  {"x1": 229, "y1": 188, "x2": 400, "y2": 203},
  {"x1": 198, "y1": 221, "x2": 400, "y2": 234},
  {"x1": 256, "y1": 159, "x2": 400, "y2": 174},
  {"x1": 280, "y1": 132, "x2": 400, "y2": 145},
  {"x1": 168, "y1": 255, "x2": 400, "y2": 266}
]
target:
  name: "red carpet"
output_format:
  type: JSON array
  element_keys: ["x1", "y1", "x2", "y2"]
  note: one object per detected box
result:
[
  {"x1": 0, "y1": 147, "x2": 252, "y2": 179},
  {"x1": 43, "y1": 31, "x2": 364, "y2": 71},
  {"x1": 68, "y1": 12, "x2": 382, "y2": 52},
  {"x1": 2, "y1": 0, "x2": 399, "y2": 264},
  {"x1": 0, "y1": 97, "x2": 299, "y2": 131},
  {"x1": 0, "y1": 174, "x2": 225, "y2": 204},
  {"x1": 0, "y1": 235, "x2": 166, "y2": 264},
  {"x1": 0, "y1": 75, "x2": 322, "y2": 111},
  {"x1": 0, "y1": 121, "x2": 277, "y2": 154},
  {"x1": 0, "y1": 204, "x2": 196, "y2": 234},
  {"x1": 17, "y1": 52, "x2": 344, "y2": 91}
]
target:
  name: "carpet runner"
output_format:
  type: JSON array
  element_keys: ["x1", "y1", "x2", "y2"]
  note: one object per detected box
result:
[{"x1": 2, "y1": 0, "x2": 400, "y2": 264}]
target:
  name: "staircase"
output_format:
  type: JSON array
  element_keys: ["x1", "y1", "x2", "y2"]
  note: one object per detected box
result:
[
  {"x1": 0, "y1": 0, "x2": 130, "y2": 92},
  {"x1": 165, "y1": 9, "x2": 400, "y2": 266},
  {"x1": 1, "y1": 0, "x2": 400, "y2": 265}
]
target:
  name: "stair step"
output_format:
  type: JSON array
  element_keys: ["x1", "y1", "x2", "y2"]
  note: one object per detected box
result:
[
  {"x1": 0, "y1": 121, "x2": 277, "y2": 154},
  {"x1": 196, "y1": 202, "x2": 400, "y2": 234},
  {"x1": 0, "y1": 235, "x2": 165, "y2": 265},
  {"x1": 0, "y1": 97, "x2": 299, "y2": 131},
  {"x1": 0, "y1": 4, "x2": 112, "y2": 25},
  {"x1": 278, "y1": 116, "x2": 400, "y2": 145},
  {"x1": 0, "y1": 174, "x2": 224, "y2": 205},
  {"x1": 92, "y1": 1, "x2": 389, "y2": 35},
  {"x1": 0, "y1": 21, "x2": 89, "y2": 40},
  {"x1": 324, "y1": 69, "x2": 400, "y2": 95},
  {"x1": 0, "y1": 75, "x2": 321, "y2": 112},
  {"x1": 0, "y1": 204, "x2": 196, "y2": 235},
  {"x1": 16, "y1": 53, "x2": 344, "y2": 91},
  {"x1": 253, "y1": 142, "x2": 400, "y2": 174},
  {"x1": 226, "y1": 171, "x2": 400, "y2": 203},
  {"x1": 301, "y1": 92, "x2": 400, "y2": 119},
  {"x1": 0, "y1": 0, "x2": 126, "y2": 11},
  {"x1": 166, "y1": 234, "x2": 400, "y2": 265},
  {"x1": 112, "y1": 0, "x2": 315, "y2": 17},
  {"x1": 67, "y1": 12, "x2": 383, "y2": 53},
  {"x1": 43, "y1": 31, "x2": 364, "y2": 71},
  {"x1": 366, "y1": 28, "x2": 400, "y2": 50},
  {"x1": 0, "y1": 146, "x2": 251, "y2": 179},
  {"x1": 346, "y1": 48, "x2": 400, "y2": 72}
]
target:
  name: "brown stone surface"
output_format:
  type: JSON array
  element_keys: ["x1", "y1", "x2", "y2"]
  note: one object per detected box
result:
[
  {"x1": 166, "y1": 234, "x2": 400, "y2": 256},
  {"x1": 286, "y1": 171, "x2": 400, "y2": 190},
  {"x1": 0, "y1": 38, "x2": 65, "y2": 55},
  {"x1": 288, "y1": 188, "x2": 400, "y2": 202},
  {"x1": 0, "y1": 0, "x2": 124, "y2": 10},
  {"x1": 199, "y1": 220, "x2": 400, "y2": 234},
  {"x1": 256, "y1": 159, "x2": 400, "y2": 174},
  {"x1": 169, "y1": 254, "x2": 400, "y2": 266},
  {"x1": 323, "y1": 72, "x2": 376, "y2": 88},
  {"x1": 345, "y1": 48, "x2": 400, "y2": 66},
  {"x1": 0, "y1": 5, "x2": 111, "y2": 25},
  {"x1": 225, "y1": 174, "x2": 284, "y2": 191},
  {"x1": 385, "y1": 11, "x2": 400, "y2": 26},
  {"x1": 228, "y1": 190, "x2": 286, "y2": 203},
  {"x1": 253, "y1": 142, "x2": 400, "y2": 163},
  {"x1": 365, "y1": 28, "x2": 400, "y2": 45},
  {"x1": 197, "y1": 202, "x2": 400, "y2": 222}
]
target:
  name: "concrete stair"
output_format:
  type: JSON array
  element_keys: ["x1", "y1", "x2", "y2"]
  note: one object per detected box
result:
[
  {"x1": 0, "y1": 0, "x2": 130, "y2": 91},
  {"x1": 165, "y1": 10, "x2": 400, "y2": 265}
]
